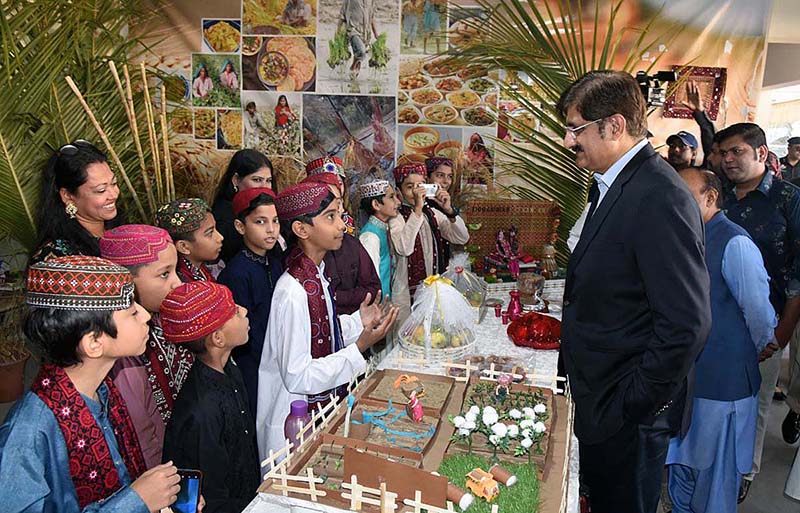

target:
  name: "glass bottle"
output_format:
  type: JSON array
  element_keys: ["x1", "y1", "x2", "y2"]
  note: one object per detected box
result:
[{"x1": 508, "y1": 289, "x2": 523, "y2": 321}]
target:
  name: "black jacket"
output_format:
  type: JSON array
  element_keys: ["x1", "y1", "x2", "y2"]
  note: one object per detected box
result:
[{"x1": 561, "y1": 143, "x2": 711, "y2": 444}]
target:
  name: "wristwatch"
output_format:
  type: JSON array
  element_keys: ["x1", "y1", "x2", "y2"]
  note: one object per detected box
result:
[{"x1": 446, "y1": 206, "x2": 460, "y2": 219}]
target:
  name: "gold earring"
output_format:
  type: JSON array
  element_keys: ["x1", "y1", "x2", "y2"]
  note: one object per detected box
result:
[{"x1": 65, "y1": 202, "x2": 78, "y2": 219}]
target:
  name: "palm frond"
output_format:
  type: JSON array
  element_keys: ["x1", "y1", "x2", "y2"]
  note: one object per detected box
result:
[{"x1": 448, "y1": 0, "x2": 682, "y2": 263}]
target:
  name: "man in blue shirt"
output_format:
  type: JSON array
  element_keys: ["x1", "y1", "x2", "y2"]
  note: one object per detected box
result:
[
  {"x1": 719, "y1": 122, "x2": 800, "y2": 502},
  {"x1": 0, "y1": 256, "x2": 186, "y2": 513},
  {"x1": 668, "y1": 168, "x2": 776, "y2": 512}
]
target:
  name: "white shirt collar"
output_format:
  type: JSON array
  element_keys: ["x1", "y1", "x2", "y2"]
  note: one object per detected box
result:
[{"x1": 593, "y1": 138, "x2": 649, "y2": 191}]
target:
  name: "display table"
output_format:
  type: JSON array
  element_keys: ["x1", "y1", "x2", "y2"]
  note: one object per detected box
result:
[{"x1": 245, "y1": 280, "x2": 579, "y2": 513}]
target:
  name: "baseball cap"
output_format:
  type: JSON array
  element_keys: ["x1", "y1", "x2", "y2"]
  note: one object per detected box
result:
[{"x1": 666, "y1": 131, "x2": 698, "y2": 149}]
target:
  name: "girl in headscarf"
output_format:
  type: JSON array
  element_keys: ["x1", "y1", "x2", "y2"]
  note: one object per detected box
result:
[
  {"x1": 220, "y1": 60, "x2": 238, "y2": 92},
  {"x1": 192, "y1": 65, "x2": 213, "y2": 98}
]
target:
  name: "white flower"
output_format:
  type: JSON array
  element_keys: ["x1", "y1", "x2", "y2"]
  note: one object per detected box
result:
[
  {"x1": 483, "y1": 410, "x2": 499, "y2": 426},
  {"x1": 523, "y1": 407, "x2": 535, "y2": 418},
  {"x1": 465, "y1": 411, "x2": 478, "y2": 423},
  {"x1": 507, "y1": 425, "x2": 519, "y2": 438},
  {"x1": 509, "y1": 408, "x2": 522, "y2": 419},
  {"x1": 453, "y1": 416, "x2": 466, "y2": 428},
  {"x1": 463, "y1": 420, "x2": 477, "y2": 431},
  {"x1": 459, "y1": 427, "x2": 472, "y2": 436},
  {"x1": 491, "y1": 423, "x2": 508, "y2": 438},
  {"x1": 522, "y1": 428, "x2": 532, "y2": 438},
  {"x1": 489, "y1": 434, "x2": 500, "y2": 446},
  {"x1": 520, "y1": 419, "x2": 534, "y2": 429},
  {"x1": 534, "y1": 403, "x2": 546, "y2": 414},
  {"x1": 533, "y1": 421, "x2": 546, "y2": 433},
  {"x1": 483, "y1": 406, "x2": 498, "y2": 416},
  {"x1": 521, "y1": 437, "x2": 533, "y2": 449},
  {"x1": 469, "y1": 405, "x2": 480, "y2": 416}
]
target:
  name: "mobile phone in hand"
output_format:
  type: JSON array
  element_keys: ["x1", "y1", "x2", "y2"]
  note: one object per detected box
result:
[{"x1": 173, "y1": 469, "x2": 202, "y2": 513}]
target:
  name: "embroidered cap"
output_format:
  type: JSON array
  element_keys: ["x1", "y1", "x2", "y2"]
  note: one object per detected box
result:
[
  {"x1": 359, "y1": 179, "x2": 391, "y2": 199},
  {"x1": 160, "y1": 281, "x2": 237, "y2": 344},
  {"x1": 275, "y1": 181, "x2": 332, "y2": 220},
  {"x1": 26, "y1": 255, "x2": 135, "y2": 311},
  {"x1": 425, "y1": 156, "x2": 453, "y2": 176},
  {"x1": 155, "y1": 198, "x2": 211, "y2": 237},
  {"x1": 306, "y1": 156, "x2": 345, "y2": 177},
  {"x1": 232, "y1": 187, "x2": 276, "y2": 218},
  {"x1": 303, "y1": 171, "x2": 342, "y2": 190},
  {"x1": 393, "y1": 162, "x2": 426, "y2": 185},
  {"x1": 100, "y1": 224, "x2": 173, "y2": 267}
]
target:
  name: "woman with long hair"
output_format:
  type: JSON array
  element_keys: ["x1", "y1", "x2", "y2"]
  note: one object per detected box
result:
[
  {"x1": 192, "y1": 65, "x2": 213, "y2": 98},
  {"x1": 220, "y1": 60, "x2": 238, "y2": 92},
  {"x1": 31, "y1": 140, "x2": 123, "y2": 263},
  {"x1": 212, "y1": 149, "x2": 275, "y2": 262}
]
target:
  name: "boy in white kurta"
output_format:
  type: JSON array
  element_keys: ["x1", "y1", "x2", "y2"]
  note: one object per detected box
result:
[
  {"x1": 256, "y1": 181, "x2": 398, "y2": 461},
  {"x1": 390, "y1": 162, "x2": 470, "y2": 324}
]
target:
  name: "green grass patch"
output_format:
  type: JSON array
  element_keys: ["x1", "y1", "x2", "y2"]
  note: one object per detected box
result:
[{"x1": 436, "y1": 454, "x2": 539, "y2": 513}]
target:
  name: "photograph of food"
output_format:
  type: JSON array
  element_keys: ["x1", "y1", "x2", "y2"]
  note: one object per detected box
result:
[
  {"x1": 462, "y1": 106, "x2": 494, "y2": 126},
  {"x1": 398, "y1": 55, "x2": 496, "y2": 127},
  {"x1": 447, "y1": 90, "x2": 480, "y2": 109},
  {"x1": 422, "y1": 104, "x2": 457, "y2": 124},
  {"x1": 243, "y1": 0, "x2": 317, "y2": 36},
  {"x1": 202, "y1": 19, "x2": 241, "y2": 53},
  {"x1": 448, "y1": 8, "x2": 485, "y2": 50},
  {"x1": 242, "y1": 36, "x2": 263, "y2": 56},
  {"x1": 193, "y1": 109, "x2": 216, "y2": 140},
  {"x1": 399, "y1": 124, "x2": 459, "y2": 157},
  {"x1": 191, "y1": 53, "x2": 241, "y2": 108},
  {"x1": 242, "y1": 37, "x2": 316, "y2": 92},
  {"x1": 435, "y1": 77, "x2": 462, "y2": 92},
  {"x1": 241, "y1": 91, "x2": 302, "y2": 156},
  {"x1": 169, "y1": 108, "x2": 193, "y2": 135},
  {"x1": 398, "y1": 106, "x2": 421, "y2": 124},
  {"x1": 423, "y1": 58, "x2": 457, "y2": 78},
  {"x1": 315, "y1": 0, "x2": 399, "y2": 95},
  {"x1": 217, "y1": 109, "x2": 243, "y2": 150},
  {"x1": 411, "y1": 88, "x2": 442, "y2": 107}
]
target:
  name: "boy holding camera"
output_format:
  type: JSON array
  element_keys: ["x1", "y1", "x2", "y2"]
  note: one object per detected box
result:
[{"x1": 391, "y1": 161, "x2": 469, "y2": 323}]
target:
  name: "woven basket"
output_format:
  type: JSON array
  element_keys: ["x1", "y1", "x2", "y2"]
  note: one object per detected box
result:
[
  {"x1": 463, "y1": 200, "x2": 560, "y2": 273},
  {"x1": 399, "y1": 338, "x2": 476, "y2": 364}
]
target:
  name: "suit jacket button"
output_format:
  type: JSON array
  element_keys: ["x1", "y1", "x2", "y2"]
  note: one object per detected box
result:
[{"x1": 563, "y1": 299, "x2": 571, "y2": 307}]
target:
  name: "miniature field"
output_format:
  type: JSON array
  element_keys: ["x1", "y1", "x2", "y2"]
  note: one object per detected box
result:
[
  {"x1": 437, "y1": 454, "x2": 539, "y2": 513},
  {"x1": 332, "y1": 403, "x2": 438, "y2": 453},
  {"x1": 365, "y1": 373, "x2": 453, "y2": 412}
]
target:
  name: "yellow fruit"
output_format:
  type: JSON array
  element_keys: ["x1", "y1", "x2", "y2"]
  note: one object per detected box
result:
[
  {"x1": 430, "y1": 332, "x2": 448, "y2": 349},
  {"x1": 412, "y1": 325, "x2": 426, "y2": 346}
]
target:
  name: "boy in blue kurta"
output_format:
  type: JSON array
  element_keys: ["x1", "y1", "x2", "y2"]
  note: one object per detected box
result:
[
  {"x1": 358, "y1": 179, "x2": 400, "y2": 299},
  {"x1": 217, "y1": 187, "x2": 283, "y2": 416},
  {"x1": 0, "y1": 256, "x2": 183, "y2": 513}
]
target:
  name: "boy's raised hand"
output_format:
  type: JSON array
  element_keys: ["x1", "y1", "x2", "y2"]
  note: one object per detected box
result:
[{"x1": 356, "y1": 291, "x2": 400, "y2": 352}]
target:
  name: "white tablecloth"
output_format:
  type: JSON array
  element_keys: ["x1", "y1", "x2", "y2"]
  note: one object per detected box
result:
[{"x1": 245, "y1": 280, "x2": 579, "y2": 513}]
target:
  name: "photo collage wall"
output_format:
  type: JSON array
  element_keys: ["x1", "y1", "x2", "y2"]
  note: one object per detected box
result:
[{"x1": 178, "y1": 0, "x2": 504, "y2": 187}]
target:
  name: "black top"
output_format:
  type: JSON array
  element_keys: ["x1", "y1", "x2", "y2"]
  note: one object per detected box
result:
[
  {"x1": 212, "y1": 197, "x2": 244, "y2": 264},
  {"x1": 163, "y1": 358, "x2": 260, "y2": 513}
]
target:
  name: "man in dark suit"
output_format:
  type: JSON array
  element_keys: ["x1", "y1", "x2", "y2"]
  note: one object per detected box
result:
[{"x1": 558, "y1": 71, "x2": 712, "y2": 513}]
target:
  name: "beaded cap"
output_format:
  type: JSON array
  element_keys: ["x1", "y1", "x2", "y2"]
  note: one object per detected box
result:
[
  {"x1": 26, "y1": 255, "x2": 134, "y2": 311},
  {"x1": 154, "y1": 198, "x2": 211, "y2": 237}
]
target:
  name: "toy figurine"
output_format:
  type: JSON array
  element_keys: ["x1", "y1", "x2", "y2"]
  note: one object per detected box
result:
[
  {"x1": 494, "y1": 373, "x2": 513, "y2": 404},
  {"x1": 465, "y1": 468, "x2": 499, "y2": 502},
  {"x1": 394, "y1": 374, "x2": 426, "y2": 423}
]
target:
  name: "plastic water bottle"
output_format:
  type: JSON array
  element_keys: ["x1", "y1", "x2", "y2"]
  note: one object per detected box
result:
[{"x1": 284, "y1": 400, "x2": 312, "y2": 448}]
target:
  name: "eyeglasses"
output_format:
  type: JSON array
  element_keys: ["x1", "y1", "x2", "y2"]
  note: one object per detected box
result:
[
  {"x1": 57, "y1": 139, "x2": 91, "y2": 156},
  {"x1": 564, "y1": 118, "x2": 605, "y2": 138}
]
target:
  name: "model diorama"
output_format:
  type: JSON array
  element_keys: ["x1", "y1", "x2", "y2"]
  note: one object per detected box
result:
[{"x1": 258, "y1": 367, "x2": 571, "y2": 513}]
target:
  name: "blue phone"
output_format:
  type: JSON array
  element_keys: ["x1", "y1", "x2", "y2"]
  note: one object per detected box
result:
[{"x1": 173, "y1": 469, "x2": 202, "y2": 513}]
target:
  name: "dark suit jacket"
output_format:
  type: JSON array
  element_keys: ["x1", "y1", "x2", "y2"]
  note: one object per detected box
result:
[{"x1": 561, "y1": 143, "x2": 711, "y2": 445}]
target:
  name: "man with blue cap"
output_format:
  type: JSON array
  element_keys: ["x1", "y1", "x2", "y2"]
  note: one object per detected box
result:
[{"x1": 667, "y1": 130, "x2": 699, "y2": 170}]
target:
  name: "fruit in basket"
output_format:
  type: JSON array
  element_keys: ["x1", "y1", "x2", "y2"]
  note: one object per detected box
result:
[
  {"x1": 430, "y1": 326, "x2": 450, "y2": 349},
  {"x1": 412, "y1": 325, "x2": 426, "y2": 346},
  {"x1": 507, "y1": 312, "x2": 561, "y2": 350}
]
